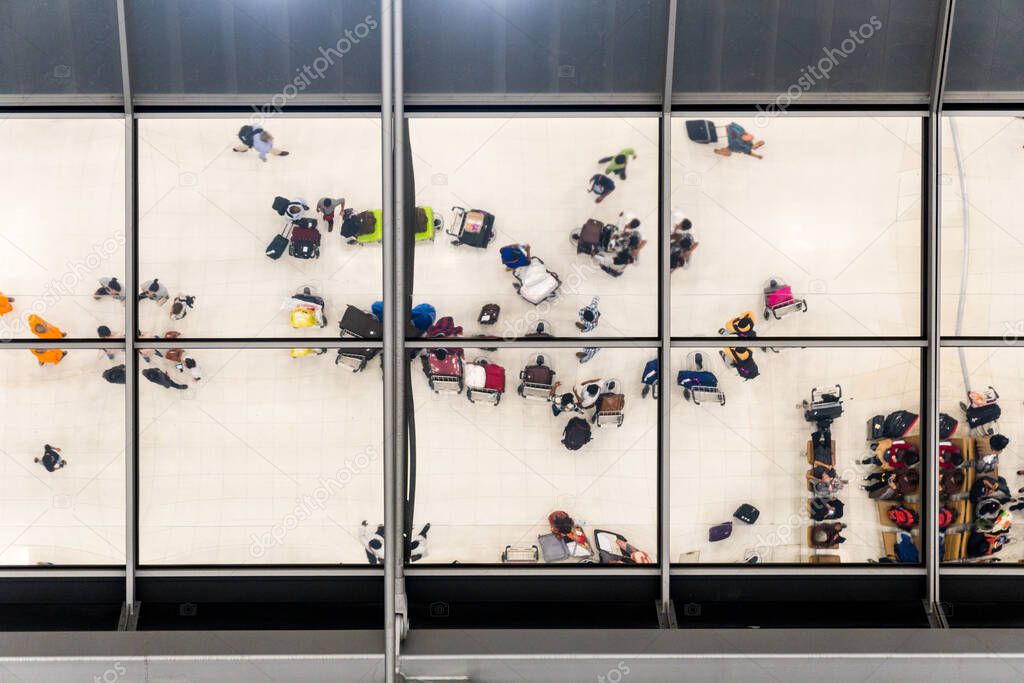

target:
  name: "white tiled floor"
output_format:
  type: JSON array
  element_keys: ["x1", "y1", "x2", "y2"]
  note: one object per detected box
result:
[
  {"x1": 940, "y1": 116, "x2": 1024, "y2": 337},
  {"x1": 0, "y1": 351, "x2": 124, "y2": 565},
  {"x1": 670, "y1": 346, "x2": 921, "y2": 563},
  {"x1": 0, "y1": 118, "x2": 125, "y2": 342},
  {"x1": 139, "y1": 350, "x2": 383, "y2": 565},
  {"x1": 671, "y1": 116, "x2": 923, "y2": 337}
]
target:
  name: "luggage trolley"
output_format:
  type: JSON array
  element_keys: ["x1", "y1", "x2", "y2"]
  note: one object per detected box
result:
[
  {"x1": 800, "y1": 385, "x2": 844, "y2": 427},
  {"x1": 518, "y1": 355, "x2": 556, "y2": 400},
  {"x1": 763, "y1": 277, "x2": 808, "y2": 320},
  {"x1": 465, "y1": 359, "x2": 506, "y2": 405},
  {"x1": 421, "y1": 348, "x2": 464, "y2": 394},
  {"x1": 592, "y1": 392, "x2": 625, "y2": 427},
  {"x1": 512, "y1": 257, "x2": 562, "y2": 305},
  {"x1": 335, "y1": 305, "x2": 382, "y2": 372},
  {"x1": 447, "y1": 207, "x2": 495, "y2": 249},
  {"x1": 961, "y1": 386, "x2": 1001, "y2": 436},
  {"x1": 677, "y1": 351, "x2": 725, "y2": 406}
]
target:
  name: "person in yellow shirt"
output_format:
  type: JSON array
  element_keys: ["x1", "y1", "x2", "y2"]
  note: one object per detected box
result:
[
  {"x1": 0, "y1": 292, "x2": 13, "y2": 316},
  {"x1": 31, "y1": 348, "x2": 67, "y2": 366},
  {"x1": 27, "y1": 314, "x2": 66, "y2": 339}
]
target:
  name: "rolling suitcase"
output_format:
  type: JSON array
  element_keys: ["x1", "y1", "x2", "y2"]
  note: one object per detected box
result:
[
  {"x1": 733, "y1": 504, "x2": 759, "y2": 525},
  {"x1": 867, "y1": 414, "x2": 885, "y2": 440},
  {"x1": 537, "y1": 533, "x2": 569, "y2": 562},
  {"x1": 265, "y1": 226, "x2": 290, "y2": 260},
  {"x1": 709, "y1": 522, "x2": 733, "y2": 542},
  {"x1": 685, "y1": 119, "x2": 718, "y2": 144}
]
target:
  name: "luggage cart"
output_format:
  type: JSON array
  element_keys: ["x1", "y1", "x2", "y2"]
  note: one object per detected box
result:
[
  {"x1": 447, "y1": 206, "x2": 495, "y2": 249},
  {"x1": 677, "y1": 351, "x2": 725, "y2": 406},
  {"x1": 763, "y1": 277, "x2": 808, "y2": 320}
]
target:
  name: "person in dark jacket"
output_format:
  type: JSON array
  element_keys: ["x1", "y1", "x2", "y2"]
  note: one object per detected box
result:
[
  {"x1": 34, "y1": 444, "x2": 66, "y2": 472},
  {"x1": 142, "y1": 368, "x2": 188, "y2": 390}
]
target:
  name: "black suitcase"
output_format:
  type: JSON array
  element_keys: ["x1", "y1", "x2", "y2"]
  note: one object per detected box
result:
[
  {"x1": 733, "y1": 503, "x2": 759, "y2": 525},
  {"x1": 272, "y1": 195, "x2": 291, "y2": 216},
  {"x1": 685, "y1": 119, "x2": 718, "y2": 144},
  {"x1": 266, "y1": 232, "x2": 289, "y2": 260},
  {"x1": 966, "y1": 403, "x2": 1001, "y2": 429},
  {"x1": 867, "y1": 414, "x2": 885, "y2": 440},
  {"x1": 939, "y1": 413, "x2": 959, "y2": 439}
]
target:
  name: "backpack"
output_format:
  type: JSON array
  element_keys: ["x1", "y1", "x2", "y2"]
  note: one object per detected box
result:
[
  {"x1": 709, "y1": 522, "x2": 733, "y2": 542},
  {"x1": 882, "y1": 410, "x2": 919, "y2": 438},
  {"x1": 939, "y1": 413, "x2": 959, "y2": 439},
  {"x1": 893, "y1": 531, "x2": 919, "y2": 563},
  {"x1": 938, "y1": 507, "x2": 954, "y2": 530},
  {"x1": 887, "y1": 505, "x2": 919, "y2": 529},
  {"x1": 733, "y1": 503, "x2": 759, "y2": 524},
  {"x1": 102, "y1": 364, "x2": 126, "y2": 385},
  {"x1": 478, "y1": 303, "x2": 500, "y2": 326},
  {"x1": 238, "y1": 125, "x2": 260, "y2": 147},
  {"x1": 561, "y1": 417, "x2": 592, "y2": 451}
]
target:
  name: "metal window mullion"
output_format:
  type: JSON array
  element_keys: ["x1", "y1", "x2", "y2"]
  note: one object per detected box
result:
[
  {"x1": 381, "y1": 0, "x2": 398, "y2": 679},
  {"x1": 114, "y1": 0, "x2": 137, "y2": 622},
  {"x1": 924, "y1": 0, "x2": 957, "y2": 628},
  {"x1": 658, "y1": 0, "x2": 678, "y2": 621}
]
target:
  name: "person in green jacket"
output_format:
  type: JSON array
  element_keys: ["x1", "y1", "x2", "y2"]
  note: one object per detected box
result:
[{"x1": 598, "y1": 148, "x2": 636, "y2": 180}]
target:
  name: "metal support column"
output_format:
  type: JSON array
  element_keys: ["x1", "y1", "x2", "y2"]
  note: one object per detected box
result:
[
  {"x1": 392, "y1": 0, "x2": 409, "y2": 653},
  {"x1": 381, "y1": 0, "x2": 399, "y2": 678},
  {"x1": 924, "y1": 0, "x2": 956, "y2": 629},
  {"x1": 657, "y1": 0, "x2": 679, "y2": 628},
  {"x1": 114, "y1": 0, "x2": 139, "y2": 628}
]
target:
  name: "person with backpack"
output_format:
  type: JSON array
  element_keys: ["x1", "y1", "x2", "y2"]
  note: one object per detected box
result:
[
  {"x1": 587, "y1": 173, "x2": 616, "y2": 203},
  {"x1": 142, "y1": 367, "x2": 188, "y2": 391},
  {"x1": 102, "y1": 364, "x2": 126, "y2": 385},
  {"x1": 575, "y1": 296, "x2": 601, "y2": 333},
  {"x1": 359, "y1": 520, "x2": 385, "y2": 564},
  {"x1": 640, "y1": 358, "x2": 658, "y2": 399},
  {"x1": 887, "y1": 505, "x2": 919, "y2": 529},
  {"x1": 34, "y1": 444, "x2": 66, "y2": 473},
  {"x1": 499, "y1": 243, "x2": 531, "y2": 270},
  {"x1": 233, "y1": 125, "x2": 289, "y2": 162},
  {"x1": 96, "y1": 325, "x2": 122, "y2": 361},
  {"x1": 597, "y1": 148, "x2": 636, "y2": 180},
  {"x1": 670, "y1": 217, "x2": 698, "y2": 271}
]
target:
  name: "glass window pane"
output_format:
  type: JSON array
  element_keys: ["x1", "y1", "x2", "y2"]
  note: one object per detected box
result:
[
  {"x1": 0, "y1": 351, "x2": 125, "y2": 565},
  {"x1": 940, "y1": 347, "x2": 1014, "y2": 564},
  {"x1": 671, "y1": 115, "x2": 922, "y2": 337},
  {"x1": 946, "y1": 0, "x2": 1024, "y2": 97},
  {"x1": 0, "y1": 118, "x2": 126, "y2": 342},
  {"x1": 0, "y1": 0, "x2": 122, "y2": 100},
  {"x1": 674, "y1": 0, "x2": 940, "y2": 98},
  {"x1": 410, "y1": 346, "x2": 657, "y2": 564},
  {"x1": 671, "y1": 346, "x2": 922, "y2": 564},
  {"x1": 138, "y1": 117, "x2": 382, "y2": 339},
  {"x1": 941, "y1": 116, "x2": 1024, "y2": 337},
  {"x1": 139, "y1": 349, "x2": 383, "y2": 564},
  {"x1": 126, "y1": 0, "x2": 381, "y2": 99},
  {"x1": 404, "y1": 0, "x2": 669, "y2": 102},
  {"x1": 410, "y1": 116, "x2": 659, "y2": 339}
]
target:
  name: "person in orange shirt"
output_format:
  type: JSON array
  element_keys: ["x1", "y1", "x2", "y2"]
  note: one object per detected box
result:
[
  {"x1": 0, "y1": 292, "x2": 13, "y2": 316},
  {"x1": 31, "y1": 348, "x2": 67, "y2": 366},
  {"x1": 27, "y1": 314, "x2": 66, "y2": 339}
]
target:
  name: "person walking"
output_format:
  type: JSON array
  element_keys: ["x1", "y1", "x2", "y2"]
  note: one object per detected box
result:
[
  {"x1": 169, "y1": 294, "x2": 196, "y2": 321},
  {"x1": 410, "y1": 522, "x2": 430, "y2": 562},
  {"x1": 598, "y1": 148, "x2": 637, "y2": 180},
  {"x1": 316, "y1": 197, "x2": 345, "y2": 232},
  {"x1": 575, "y1": 296, "x2": 601, "y2": 333},
  {"x1": 142, "y1": 367, "x2": 188, "y2": 390},
  {"x1": 138, "y1": 279, "x2": 170, "y2": 305},
  {"x1": 35, "y1": 444, "x2": 67, "y2": 472},
  {"x1": 360, "y1": 520, "x2": 385, "y2": 565},
  {"x1": 94, "y1": 277, "x2": 126, "y2": 301},
  {"x1": 0, "y1": 291, "x2": 15, "y2": 316},
  {"x1": 233, "y1": 125, "x2": 289, "y2": 162},
  {"x1": 28, "y1": 314, "x2": 66, "y2": 339},
  {"x1": 97, "y1": 325, "x2": 121, "y2": 360}
]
